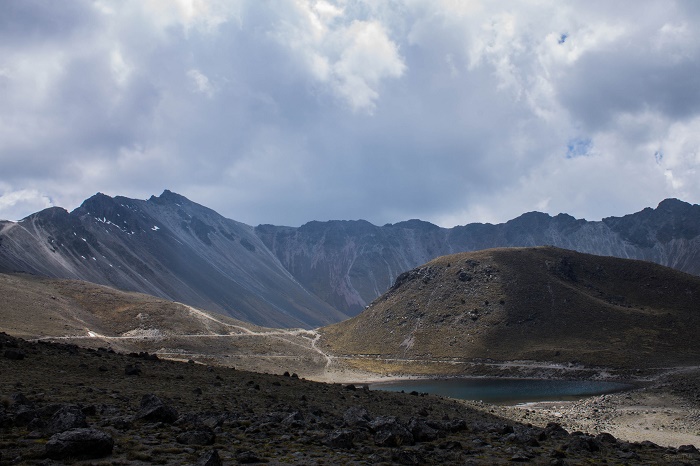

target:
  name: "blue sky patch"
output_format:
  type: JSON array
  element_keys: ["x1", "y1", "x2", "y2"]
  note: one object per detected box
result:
[
  {"x1": 654, "y1": 150, "x2": 664, "y2": 164},
  {"x1": 566, "y1": 138, "x2": 593, "y2": 158}
]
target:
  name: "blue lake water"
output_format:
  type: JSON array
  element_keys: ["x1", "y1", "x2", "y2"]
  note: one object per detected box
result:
[{"x1": 369, "y1": 378, "x2": 632, "y2": 404}]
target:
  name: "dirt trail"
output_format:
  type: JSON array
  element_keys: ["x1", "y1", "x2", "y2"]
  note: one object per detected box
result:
[{"x1": 32, "y1": 306, "x2": 337, "y2": 374}]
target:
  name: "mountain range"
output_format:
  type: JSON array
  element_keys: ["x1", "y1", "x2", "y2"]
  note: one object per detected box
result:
[{"x1": 1, "y1": 190, "x2": 699, "y2": 328}]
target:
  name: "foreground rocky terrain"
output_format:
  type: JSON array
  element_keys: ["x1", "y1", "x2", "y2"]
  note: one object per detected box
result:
[{"x1": 2, "y1": 332, "x2": 699, "y2": 465}]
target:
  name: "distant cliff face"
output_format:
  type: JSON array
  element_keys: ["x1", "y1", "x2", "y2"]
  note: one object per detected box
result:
[
  {"x1": 2, "y1": 192, "x2": 699, "y2": 326},
  {"x1": 256, "y1": 199, "x2": 700, "y2": 315},
  {"x1": 0, "y1": 191, "x2": 346, "y2": 328}
]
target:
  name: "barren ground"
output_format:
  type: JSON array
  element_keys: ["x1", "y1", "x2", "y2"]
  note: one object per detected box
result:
[{"x1": 1, "y1": 272, "x2": 698, "y2": 456}]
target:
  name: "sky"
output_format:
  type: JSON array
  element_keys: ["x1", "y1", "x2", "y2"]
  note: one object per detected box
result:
[{"x1": 1, "y1": 0, "x2": 700, "y2": 227}]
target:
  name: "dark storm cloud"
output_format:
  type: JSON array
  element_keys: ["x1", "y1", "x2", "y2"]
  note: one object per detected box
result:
[
  {"x1": 558, "y1": 48, "x2": 700, "y2": 131},
  {"x1": 0, "y1": 0, "x2": 95, "y2": 45}
]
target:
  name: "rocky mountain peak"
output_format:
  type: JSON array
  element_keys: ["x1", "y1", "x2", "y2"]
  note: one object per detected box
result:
[
  {"x1": 390, "y1": 219, "x2": 441, "y2": 230},
  {"x1": 149, "y1": 189, "x2": 191, "y2": 206},
  {"x1": 656, "y1": 197, "x2": 691, "y2": 212},
  {"x1": 505, "y1": 210, "x2": 553, "y2": 229},
  {"x1": 24, "y1": 206, "x2": 71, "y2": 222},
  {"x1": 3, "y1": 193, "x2": 700, "y2": 326},
  {"x1": 73, "y1": 192, "x2": 118, "y2": 215}
]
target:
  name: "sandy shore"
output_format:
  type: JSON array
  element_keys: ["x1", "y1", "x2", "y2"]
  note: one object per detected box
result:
[
  {"x1": 470, "y1": 366, "x2": 700, "y2": 448},
  {"x1": 485, "y1": 388, "x2": 700, "y2": 448}
]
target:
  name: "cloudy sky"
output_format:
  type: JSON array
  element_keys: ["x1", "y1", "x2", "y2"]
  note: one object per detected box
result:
[{"x1": 1, "y1": 1, "x2": 699, "y2": 227}]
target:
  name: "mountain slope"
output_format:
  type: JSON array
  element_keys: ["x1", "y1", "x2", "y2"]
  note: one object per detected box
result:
[
  {"x1": 0, "y1": 272, "x2": 330, "y2": 376},
  {"x1": 0, "y1": 272, "x2": 260, "y2": 340},
  {"x1": 0, "y1": 191, "x2": 346, "y2": 328},
  {"x1": 2, "y1": 191, "x2": 699, "y2": 326},
  {"x1": 319, "y1": 247, "x2": 700, "y2": 371},
  {"x1": 257, "y1": 199, "x2": 700, "y2": 314}
]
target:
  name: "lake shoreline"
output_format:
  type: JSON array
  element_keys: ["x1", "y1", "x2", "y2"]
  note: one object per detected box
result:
[
  {"x1": 313, "y1": 363, "x2": 700, "y2": 449},
  {"x1": 367, "y1": 377, "x2": 636, "y2": 404},
  {"x1": 463, "y1": 367, "x2": 700, "y2": 449}
]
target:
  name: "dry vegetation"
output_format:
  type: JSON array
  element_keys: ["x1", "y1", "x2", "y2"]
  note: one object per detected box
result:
[
  {"x1": 320, "y1": 246, "x2": 700, "y2": 374},
  {"x1": 0, "y1": 273, "x2": 329, "y2": 377}
]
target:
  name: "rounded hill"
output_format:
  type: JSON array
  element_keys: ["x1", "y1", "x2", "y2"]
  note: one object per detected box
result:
[{"x1": 320, "y1": 246, "x2": 700, "y2": 373}]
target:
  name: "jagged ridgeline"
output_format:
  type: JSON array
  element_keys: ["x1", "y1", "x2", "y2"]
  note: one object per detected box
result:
[
  {"x1": 320, "y1": 247, "x2": 700, "y2": 371},
  {"x1": 0, "y1": 191, "x2": 346, "y2": 328},
  {"x1": 257, "y1": 199, "x2": 700, "y2": 316},
  {"x1": 1, "y1": 190, "x2": 700, "y2": 328}
]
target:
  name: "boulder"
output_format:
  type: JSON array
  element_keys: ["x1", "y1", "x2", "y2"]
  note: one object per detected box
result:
[
  {"x1": 236, "y1": 450, "x2": 262, "y2": 464},
  {"x1": 369, "y1": 416, "x2": 414, "y2": 447},
  {"x1": 46, "y1": 405, "x2": 88, "y2": 434},
  {"x1": 595, "y1": 432, "x2": 617, "y2": 444},
  {"x1": 407, "y1": 418, "x2": 439, "y2": 442},
  {"x1": 565, "y1": 435, "x2": 600, "y2": 453},
  {"x1": 137, "y1": 394, "x2": 178, "y2": 424},
  {"x1": 45, "y1": 428, "x2": 113, "y2": 460},
  {"x1": 282, "y1": 411, "x2": 305, "y2": 428},
  {"x1": 324, "y1": 429, "x2": 355, "y2": 449},
  {"x1": 678, "y1": 444, "x2": 699, "y2": 454},
  {"x1": 544, "y1": 422, "x2": 569, "y2": 438},
  {"x1": 11, "y1": 393, "x2": 30, "y2": 405},
  {"x1": 13, "y1": 406, "x2": 39, "y2": 427},
  {"x1": 198, "y1": 449, "x2": 222, "y2": 466},
  {"x1": 343, "y1": 406, "x2": 370, "y2": 427},
  {"x1": 177, "y1": 429, "x2": 216, "y2": 445},
  {"x1": 124, "y1": 364, "x2": 141, "y2": 376}
]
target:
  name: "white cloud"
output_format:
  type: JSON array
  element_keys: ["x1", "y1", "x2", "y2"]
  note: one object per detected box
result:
[
  {"x1": 655, "y1": 116, "x2": 700, "y2": 196},
  {"x1": 330, "y1": 20, "x2": 406, "y2": 112},
  {"x1": 187, "y1": 69, "x2": 215, "y2": 97},
  {"x1": 272, "y1": 2, "x2": 406, "y2": 112},
  {"x1": 0, "y1": 189, "x2": 53, "y2": 221},
  {"x1": 110, "y1": 48, "x2": 131, "y2": 87}
]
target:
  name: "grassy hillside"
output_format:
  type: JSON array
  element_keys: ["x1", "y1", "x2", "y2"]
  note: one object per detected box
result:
[
  {"x1": 320, "y1": 247, "x2": 700, "y2": 372},
  {"x1": 0, "y1": 273, "x2": 328, "y2": 376}
]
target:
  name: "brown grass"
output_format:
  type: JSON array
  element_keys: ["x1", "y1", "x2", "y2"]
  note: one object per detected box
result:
[{"x1": 320, "y1": 246, "x2": 700, "y2": 371}]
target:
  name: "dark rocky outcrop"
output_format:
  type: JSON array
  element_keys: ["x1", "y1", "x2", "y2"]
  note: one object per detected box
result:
[
  {"x1": 46, "y1": 405, "x2": 88, "y2": 434},
  {"x1": 45, "y1": 428, "x2": 114, "y2": 460},
  {"x1": 136, "y1": 394, "x2": 178, "y2": 424},
  {"x1": 323, "y1": 429, "x2": 355, "y2": 449},
  {"x1": 176, "y1": 428, "x2": 216, "y2": 445},
  {"x1": 369, "y1": 416, "x2": 415, "y2": 447},
  {"x1": 197, "y1": 449, "x2": 222, "y2": 466},
  {"x1": 344, "y1": 405, "x2": 371, "y2": 427}
]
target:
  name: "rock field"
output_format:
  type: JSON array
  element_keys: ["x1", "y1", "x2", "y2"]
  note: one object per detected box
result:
[{"x1": 2, "y1": 333, "x2": 699, "y2": 465}]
